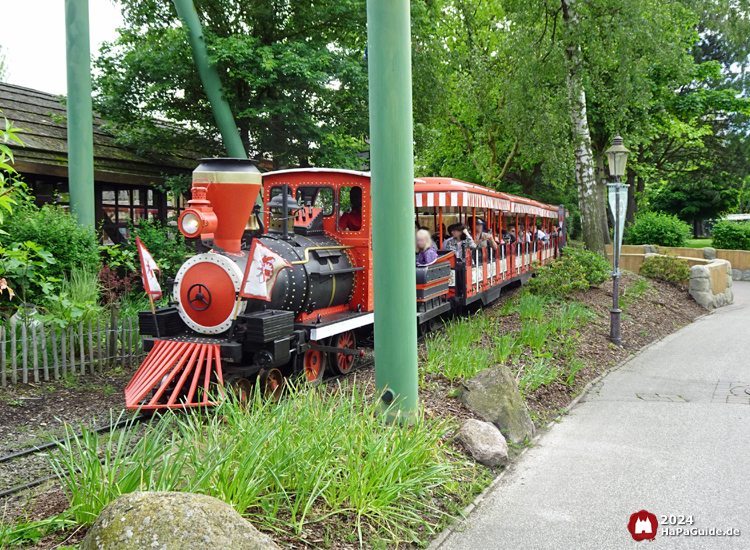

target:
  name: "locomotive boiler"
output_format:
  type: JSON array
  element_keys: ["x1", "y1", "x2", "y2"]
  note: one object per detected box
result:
[{"x1": 126, "y1": 159, "x2": 365, "y2": 409}]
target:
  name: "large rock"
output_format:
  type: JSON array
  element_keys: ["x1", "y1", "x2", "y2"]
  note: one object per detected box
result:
[
  {"x1": 459, "y1": 365, "x2": 535, "y2": 445},
  {"x1": 81, "y1": 492, "x2": 278, "y2": 550},
  {"x1": 702, "y1": 247, "x2": 717, "y2": 261},
  {"x1": 689, "y1": 260, "x2": 733, "y2": 311},
  {"x1": 459, "y1": 419, "x2": 509, "y2": 468}
]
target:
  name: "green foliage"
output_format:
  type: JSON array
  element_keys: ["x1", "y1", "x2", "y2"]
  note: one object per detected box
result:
[
  {"x1": 423, "y1": 316, "x2": 493, "y2": 385},
  {"x1": 620, "y1": 277, "x2": 653, "y2": 312},
  {"x1": 2, "y1": 204, "x2": 100, "y2": 297},
  {"x1": 125, "y1": 218, "x2": 192, "y2": 281},
  {"x1": 0, "y1": 241, "x2": 57, "y2": 305},
  {"x1": 50, "y1": 385, "x2": 463, "y2": 545},
  {"x1": 638, "y1": 255, "x2": 690, "y2": 285},
  {"x1": 38, "y1": 267, "x2": 103, "y2": 327},
  {"x1": 520, "y1": 357, "x2": 560, "y2": 392},
  {"x1": 93, "y1": 0, "x2": 368, "y2": 169},
  {"x1": 515, "y1": 293, "x2": 547, "y2": 322},
  {"x1": 0, "y1": 511, "x2": 76, "y2": 548},
  {"x1": 711, "y1": 220, "x2": 750, "y2": 251},
  {"x1": 528, "y1": 248, "x2": 610, "y2": 298},
  {"x1": 625, "y1": 212, "x2": 692, "y2": 247}
]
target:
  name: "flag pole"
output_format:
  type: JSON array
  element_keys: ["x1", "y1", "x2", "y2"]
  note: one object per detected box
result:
[{"x1": 148, "y1": 292, "x2": 161, "y2": 338}]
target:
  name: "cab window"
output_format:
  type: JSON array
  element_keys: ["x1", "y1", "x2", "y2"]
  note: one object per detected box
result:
[{"x1": 296, "y1": 186, "x2": 333, "y2": 216}]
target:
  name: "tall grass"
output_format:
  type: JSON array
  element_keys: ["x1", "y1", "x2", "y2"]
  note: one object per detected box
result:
[
  {"x1": 519, "y1": 357, "x2": 560, "y2": 392},
  {"x1": 492, "y1": 333, "x2": 517, "y2": 364},
  {"x1": 423, "y1": 318, "x2": 493, "y2": 384},
  {"x1": 515, "y1": 293, "x2": 547, "y2": 322},
  {"x1": 48, "y1": 382, "x2": 464, "y2": 546},
  {"x1": 551, "y1": 302, "x2": 594, "y2": 334}
]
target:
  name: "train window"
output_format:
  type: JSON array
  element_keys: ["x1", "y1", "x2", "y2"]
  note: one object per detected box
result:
[
  {"x1": 338, "y1": 185, "x2": 363, "y2": 232},
  {"x1": 269, "y1": 186, "x2": 283, "y2": 200},
  {"x1": 296, "y1": 186, "x2": 334, "y2": 216}
]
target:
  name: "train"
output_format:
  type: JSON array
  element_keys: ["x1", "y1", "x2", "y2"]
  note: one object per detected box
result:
[{"x1": 125, "y1": 158, "x2": 566, "y2": 410}]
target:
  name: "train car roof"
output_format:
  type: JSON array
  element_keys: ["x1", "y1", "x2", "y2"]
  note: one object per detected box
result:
[{"x1": 262, "y1": 169, "x2": 557, "y2": 216}]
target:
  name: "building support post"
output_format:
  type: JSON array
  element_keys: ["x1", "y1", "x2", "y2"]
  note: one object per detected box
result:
[
  {"x1": 172, "y1": 0, "x2": 247, "y2": 159},
  {"x1": 367, "y1": 0, "x2": 419, "y2": 423},
  {"x1": 64, "y1": 0, "x2": 95, "y2": 227}
]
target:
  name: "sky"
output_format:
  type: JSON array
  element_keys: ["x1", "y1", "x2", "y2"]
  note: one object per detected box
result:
[{"x1": 1, "y1": 0, "x2": 123, "y2": 95}]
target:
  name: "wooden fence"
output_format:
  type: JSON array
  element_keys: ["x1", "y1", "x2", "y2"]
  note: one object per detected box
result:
[{"x1": 0, "y1": 312, "x2": 143, "y2": 387}]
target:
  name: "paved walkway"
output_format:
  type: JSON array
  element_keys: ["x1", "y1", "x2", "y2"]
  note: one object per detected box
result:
[{"x1": 437, "y1": 282, "x2": 750, "y2": 550}]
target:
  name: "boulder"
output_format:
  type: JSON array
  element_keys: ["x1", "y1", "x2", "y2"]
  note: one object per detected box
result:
[
  {"x1": 743, "y1": 269, "x2": 750, "y2": 282},
  {"x1": 703, "y1": 247, "x2": 717, "y2": 261},
  {"x1": 459, "y1": 365, "x2": 535, "y2": 445},
  {"x1": 644, "y1": 244, "x2": 659, "y2": 254},
  {"x1": 459, "y1": 419, "x2": 509, "y2": 468},
  {"x1": 81, "y1": 492, "x2": 279, "y2": 550},
  {"x1": 733, "y1": 268, "x2": 742, "y2": 281}
]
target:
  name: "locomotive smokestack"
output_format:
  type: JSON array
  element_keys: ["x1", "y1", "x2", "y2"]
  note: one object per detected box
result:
[
  {"x1": 190, "y1": 158, "x2": 262, "y2": 255},
  {"x1": 281, "y1": 183, "x2": 289, "y2": 240}
]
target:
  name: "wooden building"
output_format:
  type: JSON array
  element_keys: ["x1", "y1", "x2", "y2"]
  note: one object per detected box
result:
[{"x1": 0, "y1": 83, "x2": 202, "y2": 244}]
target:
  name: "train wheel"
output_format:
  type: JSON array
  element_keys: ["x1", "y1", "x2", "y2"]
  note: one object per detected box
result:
[
  {"x1": 232, "y1": 378, "x2": 254, "y2": 408},
  {"x1": 303, "y1": 342, "x2": 326, "y2": 386},
  {"x1": 259, "y1": 368, "x2": 285, "y2": 402},
  {"x1": 418, "y1": 317, "x2": 436, "y2": 337},
  {"x1": 329, "y1": 330, "x2": 357, "y2": 376}
]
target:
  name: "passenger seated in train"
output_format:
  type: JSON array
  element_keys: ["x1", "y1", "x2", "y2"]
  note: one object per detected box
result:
[
  {"x1": 536, "y1": 224, "x2": 549, "y2": 243},
  {"x1": 339, "y1": 187, "x2": 362, "y2": 231},
  {"x1": 468, "y1": 218, "x2": 498, "y2": 251},
  {"x1": 416, "y1": 229, "x2": 438, "y2": 266},
  {"x1": 502, "y1": 229, "x2": 515, "y2": 244},
  {"x1": 432, "y1": 223, "x2": 448, "y2": 247},
  {"x1": 442, "y1": 223, "x2": 477, "y2": 260}
]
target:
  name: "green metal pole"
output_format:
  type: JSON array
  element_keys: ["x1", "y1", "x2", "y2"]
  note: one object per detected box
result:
[
  {"x1": 64, "y1": 0, "x2": 95, "y2": 227},
  {"x1": 172, "y1": 0, "x2": 247, "y2": 159},
  {"x1": 368, "y1": 0, "x2": 419, "y2": 422}
]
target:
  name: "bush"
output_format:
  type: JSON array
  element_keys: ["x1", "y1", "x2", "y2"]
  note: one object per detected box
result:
[
  {"x1": 3, "y1": 204, "x2": 100, "y2": 293},
  {"x1": 711, "y1": 220, "x2": 750, "y2": 250},
  {"x1": 639, "y1": 255, "x2": 690, "y2": 285},
  {"x1": 529, "y1": 247, "x2": 611, "y2": 298},
  {"x1": 125, "y1": 219, "x2": 193, "y2": 282},
  {"x1": 624, "y1": 211, "x2": 691, "y2": 247}
]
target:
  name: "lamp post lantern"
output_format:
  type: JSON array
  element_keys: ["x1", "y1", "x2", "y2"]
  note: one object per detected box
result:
[{"x1": 605, "y1": 136, "x2": 630, "y2": 347}]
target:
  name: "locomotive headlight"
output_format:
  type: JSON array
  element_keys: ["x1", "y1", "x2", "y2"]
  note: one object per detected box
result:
[
  {"x1": 181, "y1": 212, "x2": 201, "y2": 236},
  {"x1": 178, "y1": 208, "x2": 218, "y2": 239}
]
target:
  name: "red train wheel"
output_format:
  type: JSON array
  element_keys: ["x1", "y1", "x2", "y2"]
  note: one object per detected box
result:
[
  {"x1": 329, "y1": 330, "x2": 357, "y2": 376},
  {"x1": 303, "y1": 341, "x2": 326, "y2": 386},
  {"x1": 259, "y1": 368, "x2": 284, "y2": 402},
  {"x1": 231, "y1": 378, "x2": 253, "y2": 408}
]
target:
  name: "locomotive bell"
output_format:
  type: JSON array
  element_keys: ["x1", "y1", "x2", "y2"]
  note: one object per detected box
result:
[{"x1": 179, "y1": 158, "x2": 262, "y2": 255}]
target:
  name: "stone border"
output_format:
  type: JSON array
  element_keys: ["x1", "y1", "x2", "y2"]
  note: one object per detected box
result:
[{"x1": 427, "y1": 311, "x2": 711, "y2": 550}]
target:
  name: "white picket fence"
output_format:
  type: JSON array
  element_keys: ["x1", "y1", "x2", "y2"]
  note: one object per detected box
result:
[{"x1": 0, "y1": 312, "x2": 144, "y2": 387}]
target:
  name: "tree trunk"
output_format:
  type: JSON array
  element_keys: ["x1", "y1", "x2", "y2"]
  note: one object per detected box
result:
[
  {"x1": 561, "y1": 0, "x2": 605, "y2": 255},
  {"x1": 626, "y1": 167, "x2": 636, "y2": 225},
  {"x1": 595, "y1": 152, "x2": 612, "y2": 245}
]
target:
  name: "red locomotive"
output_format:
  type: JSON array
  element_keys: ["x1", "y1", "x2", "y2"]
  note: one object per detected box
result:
[{"x1": 125, "y1": 159, "x2": 564, "y2": 409}]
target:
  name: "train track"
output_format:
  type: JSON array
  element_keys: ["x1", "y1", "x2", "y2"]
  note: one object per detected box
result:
[{"x1": 0, "y1": 414, "x2": 149, "y2": 500}]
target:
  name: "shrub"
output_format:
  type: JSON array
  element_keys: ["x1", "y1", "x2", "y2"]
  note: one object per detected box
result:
[
  {"x1": 125, "y1": 219, "x2": 193, "y2": 282},
  {"x1": 711, "y1": 220, "x2": 750, "y2": 251},
  {"x1": 529, "y1": 247, "x2": 611, "y2": 298},
  {"x1": 639, "y1": 255, "x2": 690, "y2": 285},
  {"x1": 624, "y1": 211, "x2": 691, "y2": 247},
  {"x1": 3, "y1": 204, "x2": 100, "y2": 295}
]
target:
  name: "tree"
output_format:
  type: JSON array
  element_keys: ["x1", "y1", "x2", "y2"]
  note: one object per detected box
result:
[
  {"x1": 0, "y1": 46, "x2": 8, "y2": 82},
  {"x1": 93, "y1": 0, "x2": 369, "y2": 170}
]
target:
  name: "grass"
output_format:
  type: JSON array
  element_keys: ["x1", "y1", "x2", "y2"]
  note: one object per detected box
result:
[
  {"x1": 47, "y1": 381, "x2": 469, "y2": 547},
  {"x1": 423, "y1": 318, "x2": 493, "y2": 385},
  {"x1": 0, "y1": 511, "x2": 76, "y2": 548},
  {"x1": 685, "y1": 238, "x2": 712, "y2": 248},
  {"x1": 519, "y1": 357, "x2": 560, "y2": 392},
  {"x1": 620, "y1": 277, "x2": 653, "y2": 312}
]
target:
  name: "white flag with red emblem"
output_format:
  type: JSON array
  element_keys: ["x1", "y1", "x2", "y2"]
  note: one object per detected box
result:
[
  {"x1": 136, "y1": 237, "x2": 162, "y2": 300},
  {"x1": 240, "y1": 240, "x2": 292, "y2": 301}
]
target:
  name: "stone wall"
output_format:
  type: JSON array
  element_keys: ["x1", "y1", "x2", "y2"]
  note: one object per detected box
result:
[
  {"x1": 607, "y1": 244, "x2": 750, "y2": 282},
  {"x1": 689, "y1": 260, "x2": 734, "y2": 310}
]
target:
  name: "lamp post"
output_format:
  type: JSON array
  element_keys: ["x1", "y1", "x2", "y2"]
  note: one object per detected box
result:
[{"x1": 605, "y1": 136, "x2": 630, "y2": 347}]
